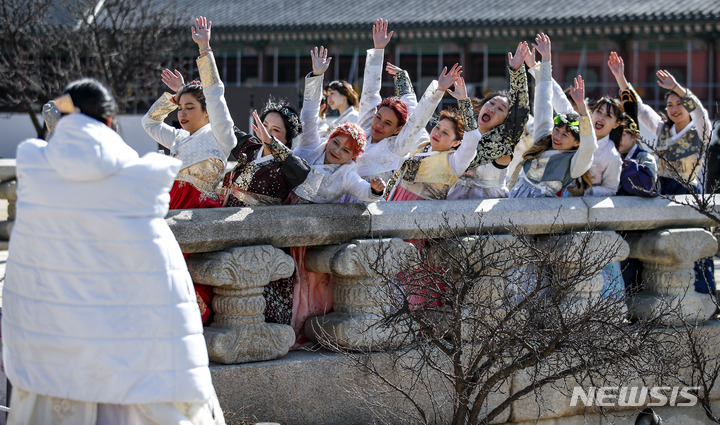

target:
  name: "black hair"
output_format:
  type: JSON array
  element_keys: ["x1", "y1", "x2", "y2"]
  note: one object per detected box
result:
[
  {"x1": 260, "y1": 98, "x2": 301, "y2": 148},
  {"x1": 176, "y1": 82, "x2": 207, "y2": 111},
  {"x1": 63, "y1": 78, "x2": 117, "y2": 124},
  {"x1": 591, "y1": 97, "x2": 625, "y2": 144}
]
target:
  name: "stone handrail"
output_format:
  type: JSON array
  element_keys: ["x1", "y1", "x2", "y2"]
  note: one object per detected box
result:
[{"x1": 166, "y1": 195, "x2": 718, "y2": 252}]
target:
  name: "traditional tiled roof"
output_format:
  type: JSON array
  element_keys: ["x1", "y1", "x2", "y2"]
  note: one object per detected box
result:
[{"x1": 156, "y1": 0, "x2": 719, "y2": 32}]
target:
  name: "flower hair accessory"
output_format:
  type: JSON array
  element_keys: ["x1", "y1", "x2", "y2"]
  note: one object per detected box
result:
[
  {"x1": 263, "y1": 100, "x2": 302, "y2": 139},
  {"x1": 553, "y1": 114, "x2": 580, "y2": 135},
  {"x1": 329, "y1": 122, "x2": 367, "y2": 155}
]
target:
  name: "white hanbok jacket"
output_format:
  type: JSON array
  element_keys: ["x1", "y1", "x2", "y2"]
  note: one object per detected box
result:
[{"x1": 3, "y1": 113, "x2": 213, "y2": 404}]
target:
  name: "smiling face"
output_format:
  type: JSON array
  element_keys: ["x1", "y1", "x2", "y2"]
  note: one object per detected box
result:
[
  {"x1": 477, "y1": 95, "x2": 509, "y2": 131},
  {"x1": 326, "y1": 89, "x2": 349, "y2": 112},
  {"x1": 430, "y1": 118, "x2": 461, "y2": 152},
  {"x1": 665, "y1": 92, "x2": 690, "y2": 127},
  {"x1": 591, "y1": 103, "x2": 620, "y2": 139},
  {"x1": 552, "y1": 124, "x2": 580, "y2": 151},
  {"x1": 370, "y1": 106, "x2": 402, "y2": 143},
  {"x1": 324, "y1": 133, "x2": 357, "y2": 164},
  {"x1": 177, "y1": 93, "x2": 209, "y2": 135},
  {"x1": 262, "y1": 112, "x2": 288, "y2": 145}
]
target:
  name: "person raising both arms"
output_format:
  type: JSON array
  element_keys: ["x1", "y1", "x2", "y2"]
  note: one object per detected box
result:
[{"x1": 142, "y1": 16, "x2": 235, "y2": 210}]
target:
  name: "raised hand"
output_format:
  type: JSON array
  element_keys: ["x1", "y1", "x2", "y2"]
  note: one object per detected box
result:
[
  {"x1": 656, "y1": 69, "x2": 681, "y2": 92},
  {"x1": 251, "y1": 110, "x2": 272, "y2": 145},
  {"x1": 311, "y1": 46, "x2": 332, "y2": 76},
  {"x1": 607, "y1": 51, "x2": 629, "y2": 90},
  {"x1": 370, "y1": 177, "x2": 386, "y2": 194},
  {"x1": 437, "y1": 63, "x2": 462, "y2": 92},
  {"x1": 372, "y1": 18, "x2": 393, "y2": 49},
  {"x1": 385, "y1": 62, "x2": 402, "y2": 76},
  {"x1": 524, "y1": 46, "x2": 537, "y2": 69},
  {"x1": 569, "y1": 75, "x2": 588, "y2": 116},
  {"x1": 508, "y1": 41, "x2": 529, "y2": 70},
  {"x1": 446, "y1": 76, "x2": 468, "y2": 100},
  {"x1": 161, "y1": 69, "x2": 184, "y2": 92},
  {"x1": 191, "y1": 16, "x2": 211, "y2": 50},
  {"x1": 532, "y1": 33, "x2": 551, "y2": 62},
  {"x1": 607, "y1": 52, "x2": 624, "y2": 79}
]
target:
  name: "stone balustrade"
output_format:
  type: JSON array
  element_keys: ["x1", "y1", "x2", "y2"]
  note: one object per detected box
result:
[
  {"x1": 163, "y1": 194, "x2": 719, "y2": 360},
  {"x1": 1, "y1": 158, "x2": 719, "y2": 423}
]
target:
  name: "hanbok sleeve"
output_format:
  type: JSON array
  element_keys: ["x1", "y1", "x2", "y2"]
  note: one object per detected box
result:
[
  {"x1": 142, "y1": 93, "x2": 183, "y2": 150},
  {"x1": 265, "y1": 136, "x2": 311, "y2": 189},
  {"x1": 527, "y1": 62, "x2": 574, "y2": 115},
  {"x1": 629, "y1": 85, "x2": 664, "y2": 148},
  {"x1": 585, "y1": 154, "x2": 622, "y2": 196},
  {"x1": 469, "y1": 64, "x2": 530, "y2": 168},
  {"x1": 448, "y1": 99, "x2": 480, "y2": 175},
  {"x1": 357, "y1": 48, "x2": 385, "y2": 130},
  {"x1": 197, "y1": 52, "x2": 236, "y2": 159},
  {"x1": 570, "y1": 116, "x2": 598, "y2": 178},
  {"x1": 295, "y1": 73, "x2": 325, "y2": 154},
  {"x1": 394, "y1": 70, "x2": 418, "y2": 115},
  {"x1": 388, "y1": 80, "x2": 444, "y2": 157},
  {"x1": 343, "y1": 169, "x2": 382, "y2": 202},
  {"x1": 682, "y1": 89, "x2": 712, "y2": 146}
]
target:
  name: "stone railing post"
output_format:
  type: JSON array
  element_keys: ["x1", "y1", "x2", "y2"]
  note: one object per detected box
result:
[
  {"x1": 0, "y1": 179, "x2": 16, "y2": 239},
  {"x1": 539, "y1": 231, "x2": 629, "y2": 316},
  {"x1": 186, "y1": 245, "x2": 295, "y2": 364},
  {"x1": 625, "y1": 228, "x2": 717, "y2": 325},
  {"x1": 303, "y1": 238, "x2": 416, "y2": 350}
]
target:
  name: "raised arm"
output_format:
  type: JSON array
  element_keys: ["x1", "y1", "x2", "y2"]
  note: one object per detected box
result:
[
  {"x1": 607, "y1": 51, "x2": 629, "y2": 91},
  {"x1": 388, "y1": 63, "x2": 462, "y2": 157},
  {"x1": 657, "y1": 70, "x2": 712, "y2": 145},
  {"x1": 447, "y1": 77, "x2": 480, "y2": 175},
  {"x1": 468, "y1": 42, "x2": 531, "y2": 168},
  {"x1": 525, "y1": 39, "x2": 574, "y2": 115},
  {"x1": 296, "y1": 46, "x2": 332, "y2": 153},
  {"x1": 387, "y1": 62, "x2": 418, "y2": 114},
  {"x1": 568, "y1": 76, "x2": 598, "y2": 178},
  {"x1": 533, "y1": 33, "x2": 554, "y2": 141},
  {"x1": 357, "y1": 19, "x2": 393, "y2": 128},
  {"x1": 193, "y1": 16, "x2": 235, "y2": 158}
]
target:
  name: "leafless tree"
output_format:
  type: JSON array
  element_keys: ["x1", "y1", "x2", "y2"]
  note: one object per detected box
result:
[
  {"x1": 313, "y1": 218, "x2": 682, "y2": 425},
  {"x1": 0, "y1": 0, "x2": 187, "y2": 138}
]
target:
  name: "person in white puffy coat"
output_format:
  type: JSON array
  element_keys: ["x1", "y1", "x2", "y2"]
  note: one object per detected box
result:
[{"x1": 2, "y1": 78, "x2": 224, "y2": 425}]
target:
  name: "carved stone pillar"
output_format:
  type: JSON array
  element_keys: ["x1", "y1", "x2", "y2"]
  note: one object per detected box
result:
[
  {"x1": 303, "y1": 238, "x2": 416, "y2": 350},
  {"x1": 626, "y1": 228, "x2": 717, "y2": 325},
  {"x1": 538, "y1": 231, "x2": 630, "y2": 317},
  {"x1": 186, "y1": 245, "x2": 295, "y2": 364},
  {"x1": 0, "y1": 179, "x2": 16, "y2": 239}
]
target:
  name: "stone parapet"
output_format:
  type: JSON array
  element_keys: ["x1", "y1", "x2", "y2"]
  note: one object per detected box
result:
[
  {"x1": 166, "y1": 195, "x2": 717, "y2": 253},
  {"x1": 186, "y1": 245, "x2": 296, "y2": 364},
  {"x1": 626, "y1": 228, "x2": 717, "y2": 325}
]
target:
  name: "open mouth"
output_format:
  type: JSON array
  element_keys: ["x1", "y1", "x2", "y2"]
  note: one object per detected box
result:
[
  {"x1": 594, "y1": 122, "x2": 604, "y2": 131},
  {"x1": 481, "y1": 113, "x2": 491, "y2": 123}
]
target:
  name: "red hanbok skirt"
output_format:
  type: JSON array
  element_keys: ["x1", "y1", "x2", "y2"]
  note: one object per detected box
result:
[{"x1": 170, "y1": 181, "x2": 221, "y2": 324}]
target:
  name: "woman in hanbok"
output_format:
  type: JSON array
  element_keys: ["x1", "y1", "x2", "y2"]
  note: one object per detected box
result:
[
  {"x1": 508, "y1": 33, "x2": 598, "y2": 199},
  {"x1": 446, "y1": 41, "x2": 532, "y2": 200},
  {"x1": 324, "y1": 79, "x2": 360, "y2": 134},
  {"x1": 608, "y1": 51, "x2": 714, "y2": 294},
  {"x1": 142, "y1": 16, "x2": 234, "y2": 323},
  {"x1": 220, "y1": 99, "x2": 309, "y2": 208}
]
